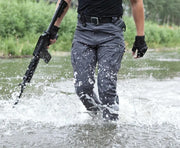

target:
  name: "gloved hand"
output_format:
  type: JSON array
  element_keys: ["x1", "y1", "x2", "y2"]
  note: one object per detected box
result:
[
  {"x1": 50, "y1": 25, "x2": 59, "y2": 39},
  {"x1": 132, "y1": 36, "x2": 148, "y2": 58},
  {"x1": 48, "y1": 25, "x2": 59, "y2": 46}
]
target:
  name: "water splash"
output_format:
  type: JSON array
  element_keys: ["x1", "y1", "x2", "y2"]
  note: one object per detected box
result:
[
  {"x1": 117, "y1": 77, "x2": 180, "y2": 128},
  {"x1": 0, "y1": 78, "x2": 180, "y2": 147},
  {"x1": 1, "y1": 77, "x2": 180, "y2": 129}
]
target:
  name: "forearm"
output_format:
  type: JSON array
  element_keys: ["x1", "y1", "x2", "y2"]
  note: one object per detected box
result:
[
  {"x1": 54, "y1": 0, "x2": 71, "y2": 27},
  {"x1": 130, "y1": 0, "x2": 145, "y2": 36}
]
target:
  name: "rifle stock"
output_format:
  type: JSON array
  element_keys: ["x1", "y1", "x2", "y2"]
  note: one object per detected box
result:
[{"x1": 14, "y1": 0, "x2": 68, "y2": 106}]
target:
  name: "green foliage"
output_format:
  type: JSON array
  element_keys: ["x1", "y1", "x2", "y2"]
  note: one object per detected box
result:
[
  {"x1": 123, "y1": 16, "x2": 180, "y2": 48},
  {"x1": 0, "y1": 0, "x2": 180, "y2": 56},
  {"x1": 144, "y1": 21, "x2": 180, "y2": 48},
  {"x1": 123, "y1": 0, "x2": 180, "y2": 26},
  {"x1": 123, "y1": 17, "x2": 136, "y2": 47},
  {"x1": 0, "y1": 0, "x2": 54, "y2": 38},
  {"x1": 0, "y1": 0, "x2": 77, "y2": 56},
  {"x1": 143, "y1": 0, "x2": 180, "y2": 26}
]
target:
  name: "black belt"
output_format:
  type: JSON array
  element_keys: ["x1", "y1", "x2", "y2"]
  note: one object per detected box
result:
[{"x1": 80, "y1": 15, "x2": 121, "y2": 25}]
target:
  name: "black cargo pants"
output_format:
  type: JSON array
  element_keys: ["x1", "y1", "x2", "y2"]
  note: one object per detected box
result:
[{"x1": 71, "y1": 16, "x2": 125, "y2": 113}]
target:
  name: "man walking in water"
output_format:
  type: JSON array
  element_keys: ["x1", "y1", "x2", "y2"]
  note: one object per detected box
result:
[{"x1": 50, "y1": 0, "x2": 148, "y2": 121}]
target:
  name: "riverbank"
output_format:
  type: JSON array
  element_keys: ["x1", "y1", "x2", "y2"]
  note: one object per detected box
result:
[
  {"x1": 0, "y1": 51, "x2": 71, "y2": 59},
  {"x1": 1, "y1": 48, "x2": 179, "y2": 59}
]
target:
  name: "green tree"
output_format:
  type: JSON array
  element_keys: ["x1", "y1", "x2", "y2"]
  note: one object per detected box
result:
[{"x1": 144, "y1": 0, "x2": 180, "y2": 26}]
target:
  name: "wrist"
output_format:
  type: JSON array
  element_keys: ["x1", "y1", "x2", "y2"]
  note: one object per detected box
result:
[
  {"x1": 51, "y1": 25, "x2": 59, "y2": 33},
  {"x1": 50, "y1": 25, "x2": 59, "y2": 39},
  {"x1": 135, "y1": 35, "x2": 145, "y2": 40},
  {"x1": 136, "y1": 32, "x2": 144, "y2": 36},
  {"x1": 134, "y1": 35, "x2": 146, "y2": 47}
]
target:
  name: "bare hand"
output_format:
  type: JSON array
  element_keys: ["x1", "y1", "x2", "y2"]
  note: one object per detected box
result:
[{"x1": 47, "y1": 39, "x2": 57, "y2": 49}]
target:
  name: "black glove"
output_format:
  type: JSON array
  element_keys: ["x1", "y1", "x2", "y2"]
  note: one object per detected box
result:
[
  {"x1": 132, "y1": 36, "x2": 148, "y2": 58},
  {"x1": 49, "y1": 25, "x2": 59, "y2": 40}
]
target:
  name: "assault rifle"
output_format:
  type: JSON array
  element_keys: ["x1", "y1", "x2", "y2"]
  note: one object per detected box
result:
[{"x1": 14, "y1": 0, "x2": 67, "y2": 106}]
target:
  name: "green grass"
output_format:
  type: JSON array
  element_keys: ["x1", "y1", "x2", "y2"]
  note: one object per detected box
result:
[
  {"x1": 0, "y1": 0, "x2": 180, "y2": 56},
  {"x1": 123, "y1": 16, "x2": 180, "y2": 49}
]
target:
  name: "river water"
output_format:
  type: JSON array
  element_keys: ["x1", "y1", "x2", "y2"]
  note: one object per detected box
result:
[{"x1": 0, "y1": 50, "x2": 180, "y2": 147}]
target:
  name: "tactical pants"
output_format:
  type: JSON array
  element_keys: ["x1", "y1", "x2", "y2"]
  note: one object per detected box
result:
[{"x1": 71, "y1": 17, "x2": 125, "y2": 112}]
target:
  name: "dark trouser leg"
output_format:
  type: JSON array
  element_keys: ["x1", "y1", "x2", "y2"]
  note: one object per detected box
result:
[
  {"x1": 71, "y1": 41, "x2": 101, "y2": 111},
  {"x1": 97, "y1": 43, "x2": 125, "y2": 120}
]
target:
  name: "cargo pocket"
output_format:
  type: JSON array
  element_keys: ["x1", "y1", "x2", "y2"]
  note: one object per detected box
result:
[
  {"x1": 114, "y1": 19, "x2": 126, "y2": 32},
  {"x1": 110, "y1": 44, "x2": 125, "y2": 71}
]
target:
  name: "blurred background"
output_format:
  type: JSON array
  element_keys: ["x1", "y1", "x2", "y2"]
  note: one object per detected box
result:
[{"x1": 0, "y1": 0, "x2": 179, "y2": 56}]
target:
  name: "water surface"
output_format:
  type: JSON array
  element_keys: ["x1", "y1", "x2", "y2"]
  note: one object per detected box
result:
[{"x1": 0, "y1": 50, "x2": 180, "y2": 147}]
